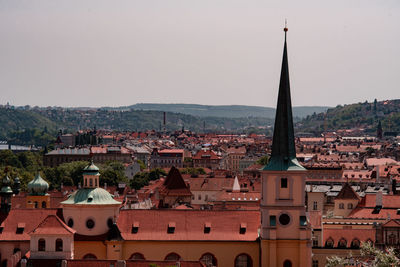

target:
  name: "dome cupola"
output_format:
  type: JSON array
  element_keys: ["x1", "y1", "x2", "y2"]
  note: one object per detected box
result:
[{"x1": 28, "y1": 173, "x2": 49, "y2": 196}]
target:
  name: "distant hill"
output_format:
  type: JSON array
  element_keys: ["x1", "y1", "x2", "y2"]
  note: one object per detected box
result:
[
  {"x1": 0, "y1": 107, "x2": 275, "y2": 145},
  {"x1": 109, "y1": 103, "x2": 329, "y2": 119},
  {"x1": 297, "y1": 99, "x2": 400, "y2": 135}
]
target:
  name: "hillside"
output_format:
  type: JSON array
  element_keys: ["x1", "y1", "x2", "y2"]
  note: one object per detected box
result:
[
  {"x1": 297, "y1": 99, "x2": 400, "y2": 135},
  {"x1": 109, "y1": 103, "x2": 329, "y2": 119},
  {"x1": 0, "y1": 107, "x2": 275, "y2": 145}
]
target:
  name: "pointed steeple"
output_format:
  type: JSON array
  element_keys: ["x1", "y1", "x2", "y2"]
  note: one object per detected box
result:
[{"x1": 263, "y1": 25, "x2": 304, "y2": 171}]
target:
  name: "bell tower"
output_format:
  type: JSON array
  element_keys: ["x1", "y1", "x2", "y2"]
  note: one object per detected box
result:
[{"x1": 260, "y1": 26, "x2": 312, "y2": 267}]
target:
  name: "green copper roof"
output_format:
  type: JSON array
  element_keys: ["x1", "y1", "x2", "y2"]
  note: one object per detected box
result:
[
  {"x1": 1, "y1": 175, "x2": 13, "y2": 194},
  {"x1": 27, "y1": 173, "x2": 49, "y2": 195},
  {"x1": 61, "y1": 188, "x2": 121, "y2": 205},
  {"x1": 83, "y1": 161, "x2": 100, "y2": 175},
  {"x1": 262, "y1": 28, "x2": 305, "y2": 172}
]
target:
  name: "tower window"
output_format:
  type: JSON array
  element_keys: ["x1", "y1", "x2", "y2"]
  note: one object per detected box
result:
[
  {"x1": 270, "y1": 215, "x2": 276, "y2": 227},
  {"x1": 281, "y1": 178, "x2": 288, "y2": 188}
]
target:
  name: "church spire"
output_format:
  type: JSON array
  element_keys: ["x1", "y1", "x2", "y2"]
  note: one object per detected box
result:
[{"x1": 263, "y1": 25, "x2": 304, "y2": 171}]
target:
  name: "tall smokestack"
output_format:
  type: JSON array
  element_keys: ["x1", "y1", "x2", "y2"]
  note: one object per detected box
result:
[{"x1": 163, "y1": 112, "x2": 166, "y2": 133}]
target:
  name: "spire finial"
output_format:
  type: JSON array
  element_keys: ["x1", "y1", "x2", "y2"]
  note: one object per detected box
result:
[{"x1": 284, "y1": 19, "x2": 288, "y2": 40}]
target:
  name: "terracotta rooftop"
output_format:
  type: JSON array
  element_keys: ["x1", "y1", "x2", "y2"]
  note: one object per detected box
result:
[
  {"x1": 30, "y1": 214, "x2": 75, "y2": 235},
  {"x1": 117, "y1": 209, "x2": 260, "y2": 241},
  {"x1": 335, "y1": 183, "x2": 360, "y2": 200}
]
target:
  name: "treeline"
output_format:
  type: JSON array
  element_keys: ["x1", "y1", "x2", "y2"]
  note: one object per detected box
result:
[{"x1": 0, "y1": 150, "x2": 128, "y2": 191}]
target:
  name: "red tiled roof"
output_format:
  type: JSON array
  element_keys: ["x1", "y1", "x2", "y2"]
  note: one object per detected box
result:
[
  {"x1": 358, "y1": 194, "x2": 400, "y2": 208},
  {"x1": 0, "y1": 209, "x2": 58, "y2": 241},
  {"x1": 192, "y1": 150, "x2": 221, "y2": 160},
  {"x1": 159, "y1": 167, "x2": 191, "y2": 197},
  {"x1": 117, "y1": 209, "x2": 260, "y2": 241},
  {"x1": 30, "y1": 214, "x2": 75, "y2": 235}
]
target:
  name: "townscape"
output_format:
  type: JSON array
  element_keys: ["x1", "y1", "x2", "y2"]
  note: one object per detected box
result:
[{"x1": 1, "y1": 28, "x2": 400, "y2": 267}]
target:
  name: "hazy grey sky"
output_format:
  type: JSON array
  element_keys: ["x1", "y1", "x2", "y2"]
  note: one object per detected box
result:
[{"x1": 0, "y1": 0, "x2": 399, "y2": 108}]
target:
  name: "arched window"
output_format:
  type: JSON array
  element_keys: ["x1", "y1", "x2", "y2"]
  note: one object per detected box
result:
[
  {"x1": 38, "y1": 239, "x2": 45, "y2": 251},
  {"x1": 338, "y1": 238, "x2": 347, "y2": 248},
  {"x1": 234, "y1": 254, "x2": 252, "y2": 267},
  {"x1": 164, "y1": 253, "x2": 181, "y2": 261},
  {"x1": 200, "y1": 253, "x2": 217, "y2": 267},
  {"x1": 83, "y1": 254, "x2": 97, "y2": 260},
  {"x1": 325, "y1": 238, "x2": 334, "y2": 248},
  {"x1": 283, "y1": 260, "x2": 292, "y2": 267},
  {"x1": 34, "y1": 202, "x2": 38, "y2": 208},
  {"x1": 130, "y1": 253, "x2": 145, "y2": 260},
  {"x1": 351, "y1": 239, "x2": 360, "y2": 249},
  {"x1": 41, "y1": 201, "x2": 47, "y2": 208},
  {"x1": 339, "y1": 203, "x2": 344, "y2": 209},
  {"x1": 55, "y1": 239, "x2": 63, "y2": 252},
  {"x1": 388, "y1": 233, "x2": 397, "y2": 245},
  {"x1": 89, "y1": 178, "x2": 93, "y2": 187}
]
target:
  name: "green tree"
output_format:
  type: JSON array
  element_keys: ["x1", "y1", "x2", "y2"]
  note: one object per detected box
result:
[{"x1": 257, "y1": 155, "x2": 270, "y2": 166}]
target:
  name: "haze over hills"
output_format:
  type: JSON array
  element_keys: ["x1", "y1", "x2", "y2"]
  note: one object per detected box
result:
[{"x1": 107, "y1": 103, "x2": 330, "y2": 119}]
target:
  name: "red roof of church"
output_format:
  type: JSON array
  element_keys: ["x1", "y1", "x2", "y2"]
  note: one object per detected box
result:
[
  {"x1": 117, "y1": 209, "x2": 260, "y2": 241},
  {"x1": 30, "y1": 214, "x2": 75, "y2": 235}
]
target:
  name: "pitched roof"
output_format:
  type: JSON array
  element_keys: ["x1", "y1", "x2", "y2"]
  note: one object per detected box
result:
[
  {"x1": 117, "y1": 209, "x2": 260, "y2": 241},
  {"x1": 30, "y1": 214, "x2": 75, "y2": 235},
  {"x1": 336, "y1": 183, "x2": 360, "y2": 200},
  {"x1": 0, "y1": 209, "x2": 58, "y2": 241},
  {"x1": 159, "y1": 167, "x2": 191, "y2": 197}
]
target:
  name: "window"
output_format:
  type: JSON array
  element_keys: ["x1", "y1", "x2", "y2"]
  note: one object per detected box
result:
[
  {"x1": 204, "y1": 223, "x2": 211, "y2": 234},
  {"x1": 299, "y1": 216, "x2": 307, "y2": 226},
  {"x1": 281, "y1": 178, "x2": 288, "y2": 188},
  {"x1": 234, "y1": 254, "x2": 252, "y2": 267},
  {"x1": 130, "y1": 253, "x2": 145, "y2": 260},
  {"x1": 347, "y1": 203, "x2": 353, "y2": 209},
  {"x1": 338, "y1": 238, "x2": 347, "y2": 248},
  {"x1": 89, "y1": 178, "x2": 93, "y2": 187},
  {"x1": 351, "y1": 239, "x2": 360, "y2": 249},
  {"x1": 200, "y1": 253, "x2": 217, "y2": 267},
  {"x1": 313, "y1": 201, "x2": 318, "y2": 210},
  {"x1": 67, "y1": 218, "x2": 74, "y2": 228},
  {"x1": 279, "y1": 214, "x2": 291, "y2": 226},
  {"x1": 283, "y1": 260, "x2": 292, "y2": 267},
  {"x1": 270, "y1": 216, "x2": 276, "y2": 227},
  {"x1": 86, "y1": 219, "x2": 95, "y2": 229},
  {"x1": 325, "y1": 238, "x2": 334, "y2": 248},
  {"x1": 41, "y1": 201, "x2": 47, "y2": 208},
  {"x1": 38, "y1": 239, "x2": 46, "y2": 251},
  {"x1": 312, "y1": 260, "x2": 319, "y2": 267},
  {"x1": 167, "y1": 222, "x2": 175, "y2": 234},
  {"x1": 55, "y1": 239, "x2": 63, "y2": 252},
  {"x1": 339, "y1": 203, "x2": 344, "y2": 209},
  {"x1": 34, "y1": 201, "x2": 38, "y2": 208},
  {"x1": 165, "y1": 253, "x2": 181, "y2": 261},
  {"x1": 198, "y1": 194, "x2": 201, "y2": 200},
  {"x1": 239, "y1": 223, "x2": 247, "y2": 234},
  {"x1": 132, "y1": 222, "x2": 139, "y2": 234},
  {"x1": 313, "y1": 239, "x2": 318, "y2": 247},
  {"x1": 388, "y1": 233, "x2": 397, "y2": 245}
]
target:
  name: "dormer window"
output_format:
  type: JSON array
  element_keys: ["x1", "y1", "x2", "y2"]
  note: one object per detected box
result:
[
  {"x1": 281, "y1": 178, "x2": 288, "y2": 188},
  {"x1": 239, "y1": 223, "x2": 247, "y2": 234},
  {"x1": 16, "y1": 223, "x2": 25, "y2": 234},
  {"x1": 204, "y1": 222, "x2": 211, "y2": 234},
  {"x1": 131, "y1": 222, "x2": 139, "y2": 234},
  {"x1": 167, "y1": 222, "x2": 176, "y2": 234}
]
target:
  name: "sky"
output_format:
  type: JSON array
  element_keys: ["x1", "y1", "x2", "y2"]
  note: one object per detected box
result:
[{"x1": 0, "y1": 0, "x2": 399, "y2": 108}]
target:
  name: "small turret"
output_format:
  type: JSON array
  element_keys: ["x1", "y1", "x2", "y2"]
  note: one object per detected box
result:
[
  {"x1": 1, "y1": 174, "x2": 13, "y2": 213},
  {"x1": 83, "y1": 160, "x2": 100, "y2": 188},
  {"x1": 13, "y1": 176, "x2": 21, "y2": 195}
]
